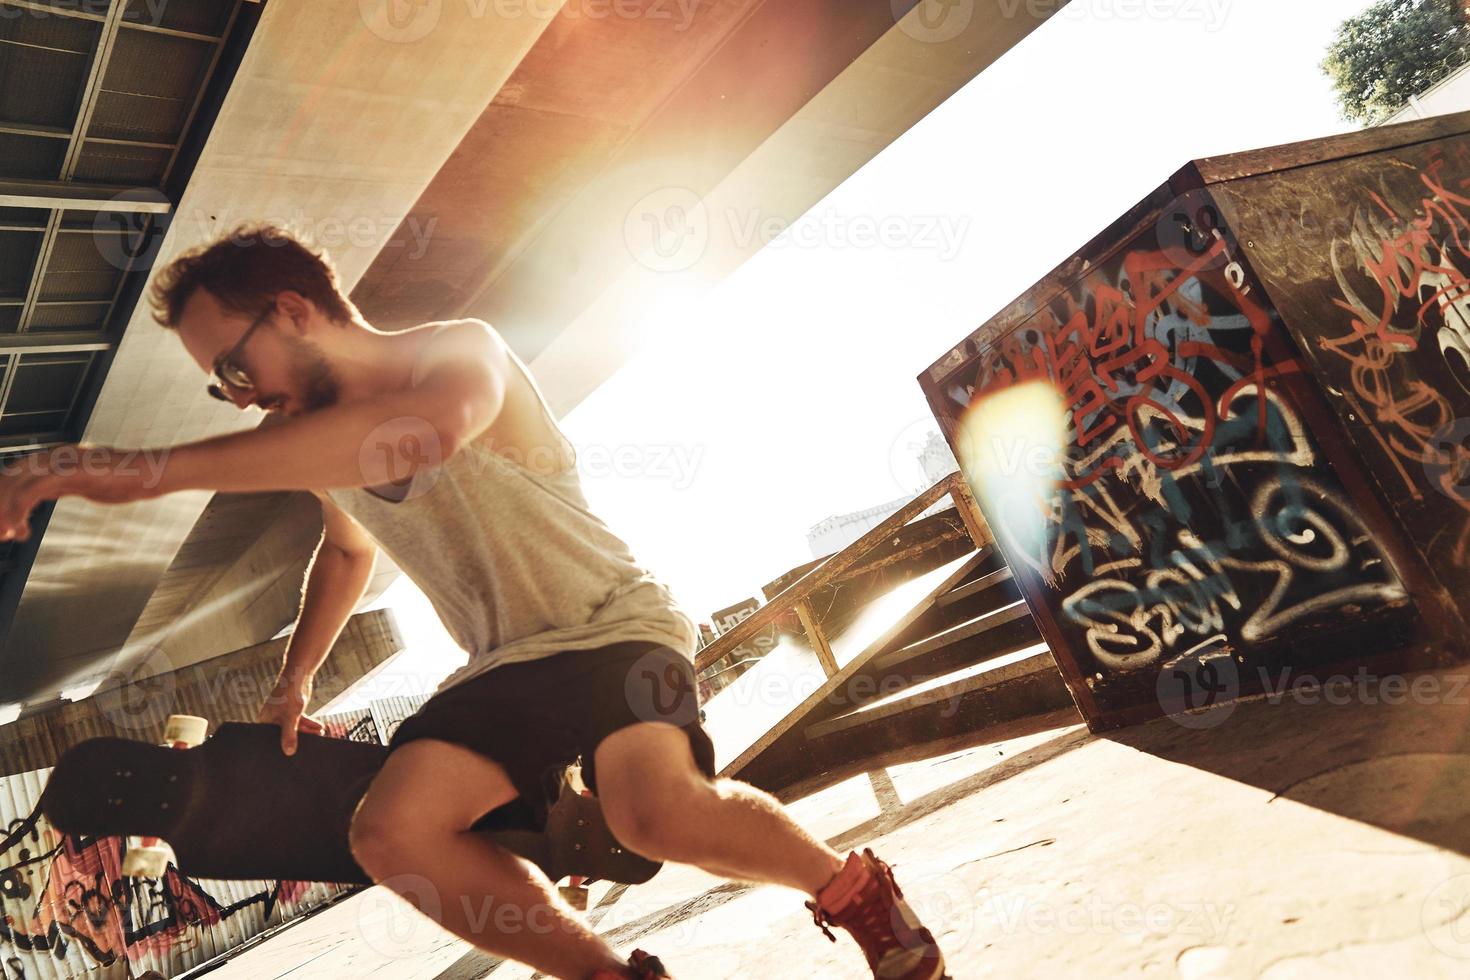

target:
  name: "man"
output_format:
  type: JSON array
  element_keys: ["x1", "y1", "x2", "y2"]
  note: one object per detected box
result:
[{"x1": 0, "y1": 225, "x2": 948, "y2": 979}]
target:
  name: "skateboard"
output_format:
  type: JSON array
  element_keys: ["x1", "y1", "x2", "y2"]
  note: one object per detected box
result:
[{"x1": 41, "y1": 716, "x2": 662, "y2": 897}]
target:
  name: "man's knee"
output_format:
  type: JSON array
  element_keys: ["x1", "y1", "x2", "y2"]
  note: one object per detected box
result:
[
  {"x1": 349, "y1": 794, "x2": 419, "y2": 877},
  {"x1": 601, "y1": 769, "x2": 716, "y2": 860},
  {"x1": 348, "y1": 739, "x2": 518, "y2": 877}
]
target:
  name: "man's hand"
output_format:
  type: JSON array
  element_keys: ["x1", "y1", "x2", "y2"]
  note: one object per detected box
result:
[
  {"x1": 0, "y1": 457, "x2": 62, "y2": 542},
  {"x1": 257, "y1": 673, "x2": 325, "y2": 756},
  {"x1": 0, "y1": 445, "x2": 157, "y2": 541}
]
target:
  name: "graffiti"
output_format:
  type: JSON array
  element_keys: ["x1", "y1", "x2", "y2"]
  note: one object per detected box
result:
[
  {"x1": 1062, "y1": 476, "x2": 1404, "y2": 668},
  {"x1": 950, "y1": 223, "x2": 1403, "y2": 677},
  {"x1": 0, "y1": 781, "x2": 350, "y2": 978},
  {"x1": 1324, "y1": 156, "x2": 1470, "y2": 566},
  {"x1": 956, "y1": 236, "x2": 1290, "y2": 491}
]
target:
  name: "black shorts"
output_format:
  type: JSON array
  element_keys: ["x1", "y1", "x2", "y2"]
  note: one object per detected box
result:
[{"x1": 388, "y1": 640, "x2": 716, "y2": 831}]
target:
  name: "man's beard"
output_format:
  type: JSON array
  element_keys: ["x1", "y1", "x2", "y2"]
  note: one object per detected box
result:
[{"x1": 287, "y1": 336, "x2": 340, "y2": 412}]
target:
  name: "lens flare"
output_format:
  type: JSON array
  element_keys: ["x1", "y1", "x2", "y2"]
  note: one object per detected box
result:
[{"x1": 953, "y1": 381, "x2": 1067, "y2": 561}]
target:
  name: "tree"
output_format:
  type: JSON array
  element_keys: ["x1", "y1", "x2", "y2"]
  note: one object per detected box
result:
[{"x1": 1322, "y1": 0, "x2": 1470, "y2": 125}]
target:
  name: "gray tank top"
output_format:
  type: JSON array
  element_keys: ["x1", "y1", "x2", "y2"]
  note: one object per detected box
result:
[{"x1": 325, "y1": 324, "x2": 698, "y2": 693}]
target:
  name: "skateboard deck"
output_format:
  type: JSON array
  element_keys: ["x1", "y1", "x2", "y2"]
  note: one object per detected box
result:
[{"x1": 41, "y1": 722, "x2": 661, "y2": 887}]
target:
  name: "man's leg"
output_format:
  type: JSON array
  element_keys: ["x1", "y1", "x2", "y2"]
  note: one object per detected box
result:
[
  {"x1": 593, "y1": 722, "x2": 844, "y2": 895},
  {"x1": 349, "y1": 739, "x2": 628, "y2": 979}
]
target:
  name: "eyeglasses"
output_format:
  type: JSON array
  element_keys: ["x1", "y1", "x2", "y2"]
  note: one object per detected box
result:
[{"x1": 207, "y1": 307, "x2": 272, "y2": 402}]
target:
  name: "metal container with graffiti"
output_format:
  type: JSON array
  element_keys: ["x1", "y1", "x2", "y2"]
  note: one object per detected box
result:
[{"x1": 920, "y1": 111, "x2": 1470, "y2": 731}]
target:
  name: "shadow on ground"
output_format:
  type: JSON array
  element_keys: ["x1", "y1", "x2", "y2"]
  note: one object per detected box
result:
[{"x1": 1103, "y1": 665, "x2": 1470, "y2": 856}]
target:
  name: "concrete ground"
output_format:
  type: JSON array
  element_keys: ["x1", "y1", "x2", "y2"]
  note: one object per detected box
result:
[{"x1": 194, "y1": 665, "x2": 1470, "y2": 979}]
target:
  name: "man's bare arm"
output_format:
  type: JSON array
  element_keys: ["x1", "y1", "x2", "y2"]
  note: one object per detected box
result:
[
  {"x1": 260, "y1": 492, "x2": 379, "y2": 755},
  {"x1": 0, "y1": 321, "x2": 509, "y2": 540}
]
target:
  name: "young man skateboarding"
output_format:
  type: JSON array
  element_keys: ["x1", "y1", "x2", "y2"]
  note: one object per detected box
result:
[{"x1": 0, "y1": 225, "x2": 948, "y2": 980}]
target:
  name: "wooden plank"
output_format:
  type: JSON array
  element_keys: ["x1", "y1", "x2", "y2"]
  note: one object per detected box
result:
[
  {"x1": 796, "y1": 599, "x2": 839, "y2": 678},
  {"x1": 806, "y1": 650, "x2": 1059, "y2": 740},
  {"x1": 719, "y1": 550, "x2": 988, "y2": 776},
  {"x1": 696, "y1": 474, "x2": 963, "y2": 672},
  {"x1": 870, "y1": 600, "x2": 1031, "y2": 673},
  {"x1": 949, "y1": 474, "x2": 992, "y2": 549},
  {"x1": 1194, "y1": 108, "x2": 1470, "y2": 185},
  {"x1": 938, "y1": 566, "x2": 1014, "y2": 607}
]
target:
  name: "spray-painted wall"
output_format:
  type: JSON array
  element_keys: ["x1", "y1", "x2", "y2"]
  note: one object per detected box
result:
[
  {"x1": 0, "y1": 690, "x2": 430, "y2": 980},
  {"x1": 921, "y1": 111, "x2": 1470, "y2": 729},
  {"x1": 0, "y1": 764, "x2": 348, "y2": 980}
]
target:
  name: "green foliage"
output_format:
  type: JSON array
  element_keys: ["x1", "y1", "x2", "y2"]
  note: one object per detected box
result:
[{"x1": 1322, "y1": 0, "x2": 1470, "y2": 124}]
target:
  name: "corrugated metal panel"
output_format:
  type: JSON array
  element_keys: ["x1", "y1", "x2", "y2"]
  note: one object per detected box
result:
[
  {"x1": 0, "y1": 133, "x2": 66, "y2": 182},
  {"x1": 0, "y1": 763, "x2": 351, "y2": 980},
  {"x1": 0, "y1": 13, "x2": 99, "y2": 129},
  {"x1": 319, "y1": 707, "x2": 379, "y2": 745},
  {"x1": 70, "y1": 143, "x2": 169, "y2": 185},
  {"x1": 123, "y1": 0, "x2": 233, "y2": 38},
  {"x1": 368, "y1": 694, "x2": 431, "y2": 744}
]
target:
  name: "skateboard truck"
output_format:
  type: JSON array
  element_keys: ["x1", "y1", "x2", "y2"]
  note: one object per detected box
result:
[
  {"x1": 119, "y1": 714, "x2": 209, "y2": 878},
  {"x1": 558, "y1": 765, "x2": 592, "y2": 911}
]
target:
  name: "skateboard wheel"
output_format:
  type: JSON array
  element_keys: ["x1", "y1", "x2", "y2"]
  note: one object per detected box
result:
[
  {"x1": 122, "y1": 845, "x2": 171, "y2": 879},
  {"x1": 163, "y1": 715, "x2": 208, "y2": 747},
  {"x1": 558, "y1": 884, "x2": 589, "y2": 911}
]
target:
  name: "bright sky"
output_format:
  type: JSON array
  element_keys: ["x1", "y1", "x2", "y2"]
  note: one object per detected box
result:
[
  {"x1": 563, "y1": 0, "x2": 1377, "y2": 615},
  {"x1": 357, "y1": 0, "x2": 1383, "y2": 700}
]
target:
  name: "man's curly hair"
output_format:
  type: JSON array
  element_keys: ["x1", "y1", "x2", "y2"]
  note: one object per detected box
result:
[{"x1": 149, "y1": 223, "x2": 357, "y2": 329}]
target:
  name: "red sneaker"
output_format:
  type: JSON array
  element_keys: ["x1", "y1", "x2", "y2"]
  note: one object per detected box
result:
[
  {"x1": 587, "y1": 949, "x2": 673, "y2": 979},
  {"x1": 807, "y1": 849, "x2": 949, "y2": 980}
]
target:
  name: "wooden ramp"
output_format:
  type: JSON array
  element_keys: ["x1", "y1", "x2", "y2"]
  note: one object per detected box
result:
[{"x1": 696, "y1": 476, "x2": 1081, "y2": 801}]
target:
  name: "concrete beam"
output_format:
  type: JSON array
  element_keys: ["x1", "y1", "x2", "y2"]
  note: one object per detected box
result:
[
  {"x1": 0, "y1": 180, "x2": 172, "y2": 214},
  {"x1": 0, "y1": 608, "x2": 404, "y2": 777}
]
